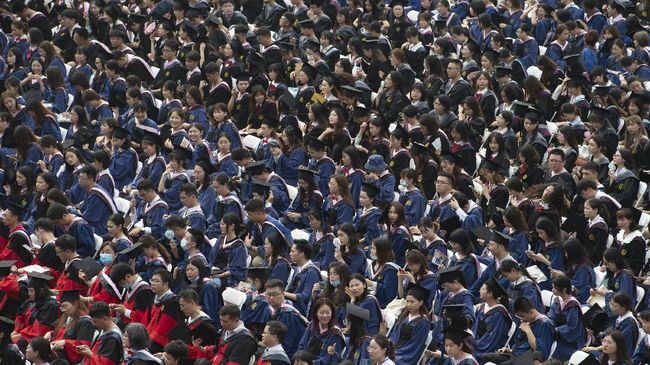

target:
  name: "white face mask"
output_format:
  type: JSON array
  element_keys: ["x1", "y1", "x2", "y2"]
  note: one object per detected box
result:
[
  {"x1": 164, "y1": 229, "x2": 175, "y2": 240},
  {"x1": 180, "y1": 239, "x2": 188, "y2": 250}
]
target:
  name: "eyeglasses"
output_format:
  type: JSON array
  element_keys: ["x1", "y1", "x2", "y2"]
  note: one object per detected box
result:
[
  {"x1": 435, "y1": 180, "x2": 449, "y2": 185},
  {"x1": 266, "y1": 291, "x2": 282, "y2": 297}
]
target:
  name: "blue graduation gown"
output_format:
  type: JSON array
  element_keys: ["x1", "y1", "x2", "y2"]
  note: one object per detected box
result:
[
  {"x1": 221, "y1": 238, "x2": 248, "y2": 287},
  {"x1": 400, "y1": 189, "x2": 426, "y2": 227},
  {"x1": 268, "y1": 174, "x2": 291, "y2": 215},
  {"x1": 511, "y1": 315, "x2": 556, "y2": 358},
  {"x1": 460, "y1": 206, "x2": 483, "y2": 232},
  {"x1": 110, "y1": 148, "x2": 138, "y2": 191},
  {"x1": 344, "y1": 248, "x2": 367, "y2": 276},
  {"x1": 413, "y1": 274, "x2": 438, "y2": 311},
  {"x1": 215, "y1": 154, "x2": 238, "y2": 177},
  {"x1": 533, "y1": 242, "x2": 564, "y2": 290},
  {"x1": 251, "y1": 216, "x2": 293, "y2": 256},
  {"x1": 507, "y1": 230, "x2": 529, "y2": 264},
  {"x1": 606, "y1": 269, "x2": 637, "y2": 308},
  {"x1": 96, "y1": 171, "x2": 115, "y2": 195},
  {"x1": 310, "y1": 232, "x2": 336, "y2": 271},
  {"x1": 420, "y1": 239, "x2": 448, "y2": 273},
  {"x1": 472, "y1": 303, "x2": 512, "y2": 356},
  {"x1": 372, "y1": 262, "x2": 399, "y2": 308},
  {"x1": 388, "y1": 315, "x2": 431, "y2": 364},
  {"x1": 569, "y1": 264, "x2": 596, "y2": 304},
  {"x1": 449, "y1": 254, "x2": 480, "y2": 289},
  {"x1": 161, "y1": 171, "x2": 191, "y2": 213},
  {"x1": 61, "y1": 166, "x2": 86, "y2": 204},
  {"x1": 297, "y1": 324, "x2": 345, "y2": 364},
  {"x1": 633, "y1": 334, "x2": 650, "y2": 365},
  {"x1": 435, "y1": 289, "x2": 476, "y2": 325},
  {"x1": 212, "y1": 120, "x2": 241, "y2": 151},
  {"x1": 346, "y1": 169, "x2": 365, "y2": 208},
  {"x1": 272, "y1": 147, "x2": 309, "y2": 186},
  {"x1": 285, "y1": 190, "x2": 323, "y2": 230},
  {"x1": 308, "y1": 157, "x2": 336, "y2": 196},
  {"x1": 49, "y1": 87, "x2": 68, "y2": 114},
  {"x1": 44, "y1": 153, "x2": 64, "y2": 177},
  {"x1": 80, "y1": 186, "x2": 117, "y2": 235},
  {"x1": 269, "y1": 257, "x2": 292, "y2": 286},
  {"x1": 509, "y1": 279, "x2": 544, "y2": 314},
  {"x1": 197, "y1": 280, "x2": 222, "y2": 327},
  {"x1": 206, "y1": 193, "x2": 244, "y2": 239},
  {"x1": 198, "y1": 185, "x2": 216, "y2": 218},
  {"x1": 615, "y1": 314, "x2": 640, "y2": 357},
  {"x1": 586, "y1": 12, "x2": 607, "y2": 33},
  {"x1": 545, "y1": 41, "x2": 568, "y2": 70},
  {"x1": 240, "y1": 292, "x2": 271, "y2": 329},
  {"x1": 287, "y1": 262, "x2": 321, "y2": 316},
  {"x1": 323, "y1": 336, "x2": 371, "y2": 365},
  {"x1": 373, "y1": 173, "x2": 395, "y2": 207},
  {"x1": 353, "y1": 207, "x2": 383, "y2": 247},
  {"x1": 138, "y1": 256, "x2": 169, "y2": 282},
  {"x1": 157, "y1": 99, "x2": 182, "y2": 126},
  {"x1": 19, "y1": 143, "x2": 44, "y2": 173},
  {"x1": 514, "y1": 38, "x2": 539, "y2": 70},
  {"x1": 134, "y1": 197, "x2": 170, "y2": 240},
  {"x1": 130, "y1": 155, "x2": 166, "y2": 189},
  {"x1": 322, "y1": 198, "x2": 354, "y2": 233},
  {"x1": 548, "y1": 297, "x2": 585, "y2": 361},
  {"x1": 187, "y1": 105, "x2": 209, "y2": 134},
  {"x1": 388, "y1": 225, "x2": 411, "y2": 267},
  {"x1": 67, "y1": 217, "x2": 96, "y2": 257},
  {"x1": 39, "y1": 115, "x2": 62, "y2": 141},
  {"x1": 428, "y1": 197, "x2": 459, "y2": 235},
  {"x1": 356, "y1": 295, "x2": 382, "y2": 336},
  {"x1": 274, "y1": 304, "x2": 309, "y2": 358},
  {"x1": 469, "y1": 257, "x2": 511, "y2": 300}
]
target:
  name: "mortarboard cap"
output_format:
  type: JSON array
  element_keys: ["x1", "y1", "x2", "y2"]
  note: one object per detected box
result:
[
  {"x1": 630, "y1": 90, "x2": 650, "y2": 104},
  {"x1": 306, "y1": 136, "x2": 328, "y2": 151},
  {"x1": 438, "y1": 266, "x2": 463, "y2": 284},
  {"x1": 128, "y1": 12, "x2": 148, "y2": 24},
  {"x1": 441, "y1": 154, "x2": 461, "y2": 165},
  {"x1": 406, "y1": 284, "x2": 430, "y2": 302},
  {"x1": 511, "y1": 100, "x2": 536, "y2": 118},
  {"x1": 298, "y1": 19, "x2": 315, "y2": 28},
  {"x1": 60, "y1": 289, "x2": 81, "y2": 303},
  {"x1": 361, "y1": 38, "x2": 379, "y2": 50},
  {"x1": 563, "y1": 53, "x2": 581, "y2": 65},
  {"x1": 205, "y1": 14, "x2": 220, "y2": 25},
  {"x1": 434, "y1": 19, "x2": 447, "y2": 29},
  {"x1": 561, "y1": 213, "x2": 588, "y2": 233},
  {"x1": 300, "y1": 62, "x2": 316, "y2": 80},
  {"x1": 27, "y1": 271, "x2": 54, "y2": 285},
  {"x1": 341, "y1": 85, "x2": 363, "y2": 98},
  {"x1": 190, "y1": 321, "x2": 219, "y2": 343},
  {"x1": 278, "y1": 41, "x2": 296, "y2": 52},
  {"x1": 346, "y1": 302, "x2": 371, "y2": 321},
  {"x1": 185, "y1": 8, "x2": 201, "y2": 18},
  {"x1": 593, "y1": 85, "x2": 612, "y2": 96},
  {"x1": 0, "y1": 316, "x2": 15, "y2": 332},
  {"x1": 5, "y1": 200, "x2": 26, "y2": 217},
  {"x1": 409, "y1": 141, "x2": 430, "y2": 155},
  {"x1": 235, "y1": 71, "x2": 251, "y2": 81},
  {"x1": 252, "y1": 181, "x2": 272, "y2": 196},
  {"x1": 247, "y1": 266, "x2": 270, "y2": 279},
  {"x1": 278, "y1": 91, "x2": 297, "y2": 111},
  {"x1": 483, "y1": 48, "x2": 500, "y2": 62},
  {"x1": 495, "y1": 65, "x2": 513, "y2": 78},
  {"x1": 442, "y1": 303, "x2": 466, "y2": 318},
  {"x1": 247, "y1": 160, "x2": 268, "y2": 176},
  {"x1": 105, "y1": 3, "x2": 124, "y2": 20},
  {"x1": 471, "y1": 226, "x2": 493, "y2": 242},
  {"x1": 0, "y1": 260, "x2": 16, "y2": 269},
  {"x1": 119, "y1": 241, "x2": 144, "y2": 256},
  {"x1": 297, "y1": 166, "x2": 318, "y2": 181},
  {"x1": 112, "y1": 126, "x2": 130, "y2": 140},
  {"x1": 443, "y1": 326, "x2": 472, "y2": 343},
  {"x1": 489, "y1": 230, "x2": 511, "y2": 246},
  {"x1": 304, "y1": 39, "x2": 320, "y2": 52},
  {"x1": 72, "y1": 257, "x2": 103, "y2": 279},
  {"x1": 389, "y1": 0, "x2": 408, "y2": 6},
  {"x1": 569, "y1": 351, "x2": 601, "y2": 365},
  {"x1": 588, "y1": 105, "x2": 609, "y2": 120},
  {"x1": 141, "y1": 131, "x2": 162, "y2": 146},
  {"x1": 361, "y1": 182, "x2": 380, "y2": 198},
  {"x1": 485, "y1": 276, "x2": 508, "y2": 298},
  {"x1": 352, "y1": 105, "x2": 371, "y2": 119},
  {"x1": 478, "y1": 155, "x2": 502, "y2": 173},
  {"x1": 168, "y1": 321, "x2": 191, "y2": 342},
  {"x1": 582, "y1": 303, "x2": 608, "y2": 332}
]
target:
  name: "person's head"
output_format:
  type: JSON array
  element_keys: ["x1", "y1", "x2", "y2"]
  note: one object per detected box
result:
[
  {"x1": 219, "y1": 305, "x2": 241, "y2": 331},
  {"x1": 136, "y1": 179, "x2": 157, "y2": 203},
  {"x1": 88, "y1": 301, "x2": 113, "y2": 330},
  {"x1": 435, "y1": 172, "x2": 454, "y2": 195},
  {"x1": 616, "y1": 208, "x2": 639, "y2": 231},
  {"x1": 444, "y1": 329, "x2": 473, "y2": 358},
  {"x1": 162, "y1": 341, "x2": 189, "y2": 365},
  {"x1": 512, "y1": 296, "x2": 538, "y2": 322},
  {"x1": 26, "y1": 337, "x2": 53, "y2": 363},
  {"x1": 78, "y1": 165, "x2": 97, "y2": 190},
  {"x1": 584, "y1": 197, "x2": 606, "y2": 221},
  {"x1": 612, "y1": 147, "x2": 635, "y2": 170},
  {"x1": 610, "y1": 292, "x2": 634, "y2": 316},
  {"x1": 289, "y1": 241, "x2": 311, "y2": 265},
  {"x1": 534, "y1": 217, "x2": 561, "y2": 243},
  {"x1": 97, "y1": 241, "x2": 117, "y2": 266},
  {"x1": 347, "y1": 273, "x2": 369, "y2": 299},
  {"x1": 371, "y1": 237, "x2": 394, "y2": 265},
  {"x1": 123, "y1": 323, "x2": 149, "y2": 350},
  {"x1": 311, "y1": 298, "x2": 337, "y2": 329},
  {"x1": 262, "y1": 321, "x2": 287, "y2": 347},
  {"x1": 448, "y1": 229, "x2": 474, "y2": 257},
  {"x1": 54, "y1": 234, "x2": 77, "y2": 261},
  {"x1": 337, "y1": 223, "x2": 360, "y2": 252},
  {"x1": 602, "y1": 247, "x2": 629, "y2": 273},
  {"x1": 551, "y1": 274, "x2": 573, "y2": 298},
  {"x1": 265, "y1": 279, "x2": 286, "y2": 308},
  {"x1": 292, "y1": 351, "x2": 315, "y2": 365},
  {"x1": 185, "y1": 256, "x2": 208, "y2": 283},
  {"x1": 179, "y1": 288, "x2": 201, "y2": 317},
  {"x1": 368, "y1": 335, "x2": 395, "y2": 362},
  {"x1": 405, "y1": 250, "x2": 429, "y2": 277},
  {"x1": 602, "y1": 330, "x2": 631, "y2": 362},
  {"x1": 244, "y1": 199, "x2": 267, "y2": 223},
  {"x1": 150, "y1": 269, "x2": 172, "y2": 295}
]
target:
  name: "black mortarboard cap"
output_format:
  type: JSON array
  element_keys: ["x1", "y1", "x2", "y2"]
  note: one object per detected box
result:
[
  {"x1": 304, "y1": 39, "x2": 320, "y2": 52},
  {"x1": 434, "y1": 19, "x2": 447, "y2": 29},
  {"x1": 278, "y1": 41, "x2": 296, "y2": 52},
  {"x1": 485, "y1": 277, "x2": 508, "y2": 298},
  {"x1": 142, "y1": 131, "x2": 163, "y2": 146},
  {"x1": 570, "y1": 352, "x2": 601, "y2": 365},
  {"x1": 106, "y1": 3, "x2": 124, "y2": 20},
  {"x1": 27, "y1": 271, "x2": 54, "y2": 283},
  {"x1": 306, "y1": 136, "x2": 327, "y2": 151},
  {"x1": 185, "y1": 8, "x2": 201, "y2": 18},
  {"x1": 60, "y1": 289, "x2": 81, "y2": 303},
  {"x1": 483, "y1": 48, "x2": 500, "y2": 62},
  {"x1": 278, "y1": 91, "x2": 297, "y2": 111},
  {"x1": 409, "y1": 141, "x2": 430, "y2": 155},
  {"x1": 205, "y1": 14, "x2": 220, "y2": 25},
  {"x1": 246, "y1": 50, "x2": 264, "y2": 65},
  {"x1": 407, "y1": 284, "x2": 430, "y2": 302},
  {"x1": 441, "y1": 154, "x2": 461, "y2": 165},
  {"x1": 563, "y1": 53, "x2": 581, "y2": 65},
  {"x1": 511, "y1": 100, "x2": 536, "y2": 118},
  {"x1": 443, "y1": 327, "x2": 472, "y2": 342},
  {"x1": 119, "y1": 241, "x2": 144, "y2": 255},
  {"x1": 361, "y1": 182, "x2": 380, "y2": 198},
  {"x1": 190, "y1": 321, "x2": 219, "y2": 342},
  {"x1": 72, "y1": 257, "x2": 103, "y2": 279},
  {"x1": 582, "y1": 303, "x2": 608, "y2": 332},
  {"x1": 389, "y1": 0, "x2": 408, "y2": 6},
  {"x1": 494, "y1": 65, "x2": 513, "y2": 78},
  {"x1": 300, "y1": 62, "x2": 316, "y2": 80},
  {"x1": 630, "y1": 90, "x2": 650, "y2": 104},
  {"x1": 297, "y1": 166, "x2": 318, "y2": 181},
  {"x1": 168, "y1": 321, "x2": 191, "y2": 342},
  {"x1": 196, "y1": 158, "x2": 217, "y2": 176},
  {"x1": 247, "y1": 266, "x2": 271, "y2": 279},
  {"x1": 352, "y1": 105, "x2": 371, "y2": 119},
  {"x1": 490, "y1": 230, "x2": 511, "y2": 246},
  {"x1": 361, "y1": 38, "x2": 379, "y2": 50},
  {"x1": 442, "y1": 303, "x2": 465, "y2": 318},
  {"x1": 252, "y1": 181, "x2": 272, "y2": 196},
  {"x1": 128, "y1": 12, "x2": 148, "y2": 24},
  {"x1": 346, "y1": 302, "x2": 370, "y2": 320},
  {"x1": 478, "y1": 155, "x2": 502, "y2": 173},
  {"x1": 299, "y1": 18, "x2": 315, "y2": 28},
  {"x1": 247, "y1": 160, "x2": 268, "y2": 175},
  {"x1": 112, "y1": 126, "x2": 130, "y2": 140},
  {"x1": 438, "y1": 266, "x2": 462, "y2": 284},
  {"x1": 235, "y1": 71, "x2": 251, "y2": 81},
  {"x1": 62, "y1": 139, "x2": 78, "y2": 150},
  {"x1": 511, "y1": 350, "x2": 534, "y2": 365},
  {"x1": 471, "y1": 226, "x2": 493, "y2": 242},
  {"x1": 589, "y1": 105, "x2": 609, "y2": 119},
  {"x1": 341, "y1": 85, "x2": 363, "y2": 97},
  {"x1": 593, "y1": 85, "x2": 612, "y2": 96},
  {"x1": 561, "y1": 213, "x2": 588, "y2": 233}
]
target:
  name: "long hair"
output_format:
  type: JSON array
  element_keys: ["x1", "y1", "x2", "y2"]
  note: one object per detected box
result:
[
  {"x1": 310, "y1": 298, "x2": 338, "y2": 333},
  {"x1": 601, "y1": 330, "x2": 632, "y2": 364},
  {"x1": 140, "y1": 234, "x2": 171, "y2": 263},
  {"x1": 331, "y1": 175, "x2": 353, "y2": 204}
]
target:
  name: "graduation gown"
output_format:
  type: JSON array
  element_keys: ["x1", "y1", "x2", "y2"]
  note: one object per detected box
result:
[
  {"x1": 284, "y1": 190, "x2": 323, "y2": 230},
  {"x1": 548, "y1": 297, "x2": 585, "y2": 361},
  {"x1": 271, "y1": 146, "x2": 309, "y2": 186},
  {"x1": 118, "y1": 278, "x2": 153, "y2": 326},
  {"x1": 55, "y1": 258, "x2": 89, "y2": 300},
  {"x1": 80, "y1": 186, "x2": 118, "y2": 235},
  {"x1": 144, "y1": 291, "x2": 182, "y2": 352},
  {"x1": 297, "y1": 324, "x2": 345, "y2": 363},
  {"x1": 55, "y1": 315, "x2": 95, "y2": 364},
  {"x1": 510, "y1": 314, "x2": 555, "y2": 358},
  {"x1": 15, "y1": 297, "x2": 59, "y2": 343},
  {"x1": 373, "y1": 262, "x2": 399, "y2": 308},
  {"x1": 508, "y1": 278, "x2": 544, "y2": 314},
  {"x1": 472, "y1": 303, "x2": 512, "y2": 356},
  {"x1": 83, "y1": 328, "x2": 123, "y2": 365},
  {"x1": 287, "y1": 262, "x2": 321, "y2": 316},
  {"x1": 614, "y1": 313, "x2": 641, "y2": 357},
  {"x1": 388, "y1": 315, "x2": 431, "y2": 364},
  {"x1": 584, "y1": 216, "x2": 609, "y2": 266},
  {"x1": 322, "y1": 197, "x2": 354, "y2": 233},
  {"x1": 353, "y1": 207, "x2": 383, "y2": 247},
  {"x1": 310, "y1": 232, "x2": 336, "y2": 271},
  {"x1": 272, "y1": 304, "x2": 308, "y2": 358},
  {"x1": 344, "y1": 248, "x2": 367, "y2": 277},
  {"x1": 387, "y1": 225, "x2": 412, "y2": 267},
  {"x1": 206, "y1": 193, "x2": 245, "y2": 239},
  {"x1": 607, "y1": 169, "x2": 640, "y2": 209},
  {"x1": 307, "y1": 156, "x2": 336, "y2": 196}
]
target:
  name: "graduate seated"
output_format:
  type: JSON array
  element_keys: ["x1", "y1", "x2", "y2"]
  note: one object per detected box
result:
[
  {"x1": 297, "y1": 298, "x2": 346, "y2": 363},
  {"x1": 259, "y1": 321, "x2": 291, "y2": 365},
  {"x1": 387, "y1": 285, "x2": 432, "y2": 364},
  {"x1": 286, "y1": 241, "x2": 321, "y2": 317}
]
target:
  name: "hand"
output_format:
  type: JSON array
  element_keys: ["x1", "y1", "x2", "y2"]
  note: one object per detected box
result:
[
  {"x1": 37, "y1": 160, "x2": 46, "y2": 170},
  {"x1": 51, "y1": 340, "x2": 66, "y2": 350},
  {"x1": 497, "y1": 347, "x2": 512, "y2": 354},
  {"x1": 164, "y1": 139, "x2": 173, "y2": 150},
  {"x1": 582, "y1": 346, "x2": 598, "y2": 353},
  {"x1": 402, "y1": 271, "x2": 415, "y2": 283},
  {"x1": 449, "y1": 197, "x2": 459, "y2": 210},
  {"x1": 76, "y1": 345, "x2": 92, "y2": 356},
  {"x1": 78, "y1": 271, "x2": 87, "y2": 282},
  {"x1": 313, "y1": 283, "x2": 321, "y2": 293},
  {"x1": 192, "y1": 337, "x2": 203, "y2": 347},
  {"x1": 128, "y1": 227, "x2": 142, "y2": 237},
  {"x1": 344, "y1": 286, "x2": 357, "y2": 301},
  {"x1": 271, "y1": 146, "x2": 282, "y2": 157},
  {"x1": 244, "y1": 233, "x2": 253, "y2": 249},
  {"x1": 109, "y1": 304, "x2": 126, "y2": 314},
  {"x1": 327, "y1": 345, "x2": 336, "y2": 355},
  {"x1": 334, "y1": 247, "x2": 342, "y2": 260},
  {"x1": 519, "y1": 321, "x2": 532, "y2": 334}
]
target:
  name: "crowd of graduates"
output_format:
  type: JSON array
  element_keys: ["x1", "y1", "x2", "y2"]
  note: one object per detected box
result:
[{"x1": 2, "y1": 0, "x2": 650, "y2": 364}]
